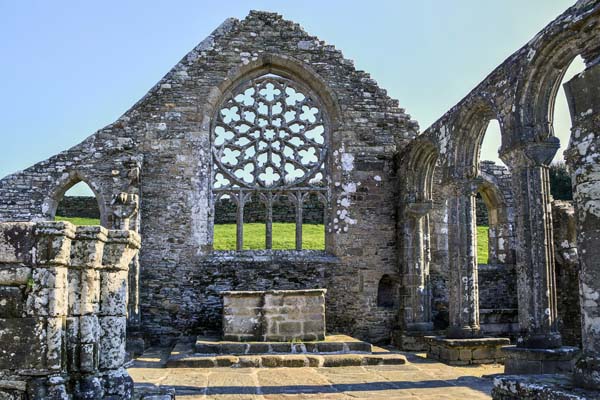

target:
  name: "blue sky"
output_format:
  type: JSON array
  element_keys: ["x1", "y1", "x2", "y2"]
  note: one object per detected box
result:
[{"x1": 0, "y1": 0, "x2": 582, "y2": 195}]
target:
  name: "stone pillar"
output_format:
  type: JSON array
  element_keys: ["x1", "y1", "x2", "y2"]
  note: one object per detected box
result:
[
  {"x1": 501, "y1": 139, "x2": 562, "y2": 349},
  {"x1": 29, "y1": 222, "x2": 75, "y2": 399},
  {"x1": 68, "y1": 226, "x2": 107, "y2": 399},
  {"x1": 564, "y1": 61, "x2": 600, "y2": 390},
  {"x1": 98, "y1": 230, "x2": 140, "y2": 398},
  {"x1": 499, "y1": 139, "x2": 580, "y2": 375},
  {"x1": 446, "y1": 182, "x2": 481, "y2": 339},
  {"x1": 402, "y1": 201, "x2": 434, "y2": 332}
]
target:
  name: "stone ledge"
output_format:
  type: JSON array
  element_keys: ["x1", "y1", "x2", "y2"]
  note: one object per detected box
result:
[
  {"x1": 501, "y1": 345, "x2": 579, "y2": 374},
  {"x1": 195, "y1": 334, "x2": 372, "y2": 354},
  {"x1": 221, "y1": 289, "x2": 327, "y2": 297},
  {"x1": 492, "y1": 374, "x2": 598, "y2": 400},
  {"x1": 425, "y1": 336, "x2": 510, "y2": 365},
  {"x1": 165, "y1": 352, "x2": 406, "y2": 368}
]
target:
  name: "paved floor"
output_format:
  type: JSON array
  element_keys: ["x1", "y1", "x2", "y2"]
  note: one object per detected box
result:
[{"x1": 129, "y1": 352, "x2": 503, "y2": 399}]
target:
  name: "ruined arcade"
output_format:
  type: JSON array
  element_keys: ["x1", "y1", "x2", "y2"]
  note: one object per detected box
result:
[{"x1": 1, "y1": 1, "x2": 600, "y2": 399}]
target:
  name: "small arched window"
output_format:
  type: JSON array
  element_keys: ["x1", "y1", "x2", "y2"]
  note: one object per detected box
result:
[
  {"x1": 377, "y1": 275, "x2": 397, "y2": 309},
  {"x1": 212, "y1": 73, "x2": 328, "y2": 251},
  {"x1": 54, "y1": 180, "x2": 105, "y2": 227}
]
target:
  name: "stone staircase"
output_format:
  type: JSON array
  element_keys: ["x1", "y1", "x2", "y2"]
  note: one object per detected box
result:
[{"x1": 135, "y1": 335, "x2": 407, "y2": 369}]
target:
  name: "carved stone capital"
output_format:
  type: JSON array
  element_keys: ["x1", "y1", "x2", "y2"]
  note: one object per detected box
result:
[
  {"x1": 500, "y1": 136, "x2": 560, "y2": 168},
  {"x1": 405, "y1": 200, "x2": 433, "y2": 217}
]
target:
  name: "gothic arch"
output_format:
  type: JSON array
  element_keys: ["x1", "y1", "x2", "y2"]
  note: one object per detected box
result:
[
  {"x1": 404, "y1": 139, "x2": 439, "y2": 202},
  {"x1": 201, "y1": 54, "x2": 343, "y2": 135},
  {"x1": 43, "y1": 170, "x2": 109, "y2": 228},
  {"x1": 513, "y1": 8, "x2": 600, "y2": 145},
  {"x1": 449, "y1": 99, "x2": 502, "y2": 180}
]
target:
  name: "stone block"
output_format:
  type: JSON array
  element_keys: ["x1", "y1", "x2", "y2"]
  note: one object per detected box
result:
[
  {"x1": 215, "y1": 356, "x2": 238, "y2": 367},
  {"x1": 502, "y1": 346, "x2": 579, "y2": 375},
  {"x1": 0, "y1": 223, "x2": 35, "y2": 264},
  {"x1": 459, "y1": 349, "x2": 472, "y2": 361},
  {"x1": 80, "y1": 343, "x2": 97, "y2": 372},
  {"x1": 99, "y1": 270, "x2": 128, "y2": 316},
  {"x1": 277, "y1": 321, "x2": 301, "y2": 336},
  {"x1": 280, "y1": 355, "x2": 307, "y2": 367},
  {"x1": 99, "y1": 316, "x2": 126, "y2": 370},
  {"x1": 79, "y1": 315, "x2": 99, "y2": 343},
  {"x1": 0, "y1": 266, "x2": 31, "y2": 286},
  {"x1": 46, "y1": 317, "x2": 65, "y2": 371},
  {"x1": 426, "y1": 336, "x2": 509, "y2": 365},
  {"x1": 0, "y1": 287, "x2": 24, "y2": 318},
  {"x1": 0, "y1": 318, "x2": 46, "y2": 370},
  {"x1": 322, "y1": 354, "x2": 363, "y2": 367},
  {"x1": 221, "y1": 289, "x2": 326, "y2": 342}
]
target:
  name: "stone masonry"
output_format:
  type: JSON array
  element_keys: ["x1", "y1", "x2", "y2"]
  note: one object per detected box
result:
[
  {"x1": 0, "y1": 10, "x2": 418, "y2": 345},
  {"x1": 0, "y1": 221, "x2": 140, "y2": 399},
  {"x1": 0, "y1": 6, "x2": 599, "y2": 400},
  {"x1": 222, "y1": 289, "x2": 326, "y2": 342}
]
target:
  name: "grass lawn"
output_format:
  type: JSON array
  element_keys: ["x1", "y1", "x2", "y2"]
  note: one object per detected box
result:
[
  {"x1": 55, "y1": 216, "x2": 490, "y2": 261},
  {"x1": 477, "y1": 225, "x2": 489, "y2": 265},
  {"x1": 214, "y1": 223, "x2": 325, "y2": 250},
  {"x1": 55, "y1": 216, "x2": 101, "y2": 226}
]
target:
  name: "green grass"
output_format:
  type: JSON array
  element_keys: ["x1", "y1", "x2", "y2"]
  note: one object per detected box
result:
[
  {"x1": 477, "y1": 225, "x2": 489, "y2": 265},
  {"x1": 213, "y1": 223, "x2": 325, "y2": 250},
  {"x1": 55, "y1": 216, "x2": 101, "y2": 226},
  {"x1": 55, "y1": 217, "x2": 489, "y2": 261}
]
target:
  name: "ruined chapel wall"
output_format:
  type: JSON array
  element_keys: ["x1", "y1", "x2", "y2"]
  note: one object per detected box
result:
[
  {"x1": 0, "y1": 221, "x2": 140, "y2": 399},
  {"x1": 97, "y1": 11, "x2": 418, "y2": 342}
]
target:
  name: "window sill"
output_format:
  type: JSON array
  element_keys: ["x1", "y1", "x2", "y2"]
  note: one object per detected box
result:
[{"x1": 200, "y1": 249, "x2": 340, "y2": 264}]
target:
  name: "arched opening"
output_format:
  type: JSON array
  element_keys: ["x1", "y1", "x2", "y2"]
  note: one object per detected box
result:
[
  {"x1": 211, "y1": 72, "x2": 330, "y2": 251},
  {"x1": 548, "y1": 55, "x2": 586, "y2": 347},
  {"x1": 54, "y1": 180, "x2": 104, "y2": 227},
  {"x1": 377, "y1": 275, "x2": 397, "y2": 309},
  {"x1": 479, "y1": 119, "x2": 504, "y2": 167},
  {"x1": 550, "y1": 55, "x2": 585, "y2": 200},
  {"x1": 476, "y1": 119, "x2": 504, "y2": 265}
]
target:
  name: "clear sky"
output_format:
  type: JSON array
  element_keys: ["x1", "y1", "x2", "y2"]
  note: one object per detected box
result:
[{"x1": 0, "y1": 0, "x2": 582, "y2": 195}]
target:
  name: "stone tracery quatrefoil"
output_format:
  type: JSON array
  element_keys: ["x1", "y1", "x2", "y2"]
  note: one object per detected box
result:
[{"x1": 212, "y1": 74, "x2": 327, "y2": 189}]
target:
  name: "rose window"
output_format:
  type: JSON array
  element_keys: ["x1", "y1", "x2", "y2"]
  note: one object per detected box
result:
[{"x1": 212, "y1": 74, "x2": 328, "y2": 251}]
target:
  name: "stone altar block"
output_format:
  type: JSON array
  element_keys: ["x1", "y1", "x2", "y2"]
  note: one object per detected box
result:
[{"x1": 221, "y1": 289, "x2": 326, "y2": 342}]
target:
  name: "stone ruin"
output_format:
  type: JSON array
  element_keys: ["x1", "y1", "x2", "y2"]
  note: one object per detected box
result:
[
  {"x1": 0, "y1": 1, "x2": 600, "y2": 399},
  {"x1": 0, "y1": 221, "x2": 140, "y2": 399}
]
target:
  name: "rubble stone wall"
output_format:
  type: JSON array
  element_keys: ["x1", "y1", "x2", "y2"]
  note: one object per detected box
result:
[
  {"x1": 0, "y1": 221, "x2": 139, "y2": 400},
  {"x1": 0, "y1": 10, "x2": 418, "y2": 343}
]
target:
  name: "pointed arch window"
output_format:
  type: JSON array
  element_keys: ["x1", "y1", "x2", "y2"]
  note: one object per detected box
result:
[{"x1": 212, "y1": 74, "x2": 328, "y2": 250}]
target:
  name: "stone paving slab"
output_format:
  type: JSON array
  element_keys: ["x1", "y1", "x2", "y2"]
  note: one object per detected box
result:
[{"x1": 130, "y1": 351, "x2": 503, "y2": 399}]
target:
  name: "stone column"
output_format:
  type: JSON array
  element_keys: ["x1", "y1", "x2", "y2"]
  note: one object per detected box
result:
[
  {"x1": 564, "y1": 61, "x2": 600, "y2": 390},
  {"x1": 402, "y1": 201, "x2": 434, "y2": 332},
  {"x1": 30, "y1": 222, "x2": 75, "y2": 399},
  {"x1": 98, "y1": 230, "x2": 140, "y2": 399},
  {"x1": 446, "y1": 182, "x2": 481, "y2": 338},
  {"x1": 68, "y1": 226, "x2": 107, "y2": 399},
  {"x1": 501, "y1": 139, "x2": 562, "y2": 349},
  {"x1": 498, "y1": 139, "x2": 579, "y2": 375}
]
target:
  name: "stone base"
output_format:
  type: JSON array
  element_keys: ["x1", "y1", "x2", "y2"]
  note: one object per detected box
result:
[
  {"x1": 492, "y1": 374, "x2": 600, "y2": 400},
  {"x1": 392, "y1": 329, "x2": 442, "y2": 351},
  {"x1": 166, "y1": 336, "x2": 405, "y2": 368},
  {"x1": 574, "y1": 355, "x2": 600, "y2": 390},
  {"x1": 195, "y1": 334, "x2": 372, "y2": 354},
  {"x1": 501, "y1": 345, "x2": 579, "y2": 375},
  {"x1": 425, "y1": 336, "x2": 510, "y2": 365}
]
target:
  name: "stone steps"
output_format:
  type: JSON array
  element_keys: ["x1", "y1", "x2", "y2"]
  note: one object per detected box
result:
[
  {"x1": 194, "y1": 334, "x2": 372, "y2": 354},
  {"x1": 162, "y1": 336, "x2": 406, "y2": 368},
  {"x1": 166, "y1": 351, "x2": 407, "y2": 368}
]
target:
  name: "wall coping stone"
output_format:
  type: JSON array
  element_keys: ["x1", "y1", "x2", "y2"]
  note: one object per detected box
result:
[
  {"x1": 221, "y1": 289, "x2": 327, "y2": 297},
  {"x1": 426, "y1": 336, "x2": 511, "y2": 347},
  {"x1": 202, "y1": 250, "x2": 340, "y2": 264}
]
